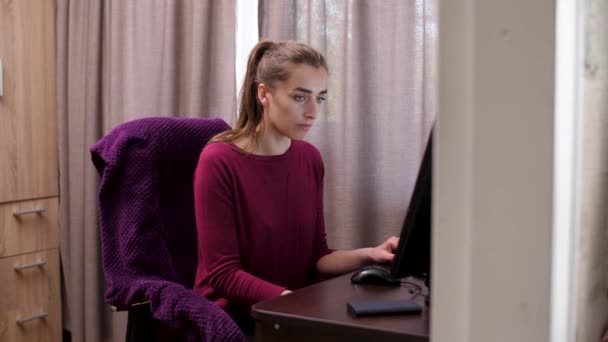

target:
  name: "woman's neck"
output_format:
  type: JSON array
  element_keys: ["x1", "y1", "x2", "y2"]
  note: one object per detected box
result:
[{"x1": 235, "y1": 132, "x2": 291, "y2": 156}]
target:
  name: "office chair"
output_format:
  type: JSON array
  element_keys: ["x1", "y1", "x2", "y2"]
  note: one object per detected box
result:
[{"x1": 90, "y1": 117, "x2": 246, "y2": 342}]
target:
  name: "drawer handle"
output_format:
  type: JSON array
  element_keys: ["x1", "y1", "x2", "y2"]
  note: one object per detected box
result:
[
  {"x1": 13, "y1": 207, "x2": 47, "y2": 217},
  {"x1": 16, "y1": 312, "x2": 49, "y2": 324},
  {"x1": 14, "y1": 260, "x2": 47, "y2": 271}
]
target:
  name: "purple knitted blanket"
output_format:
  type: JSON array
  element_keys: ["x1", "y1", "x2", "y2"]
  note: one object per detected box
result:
[{"x1": 91, "y1": 117, "x2": 245, "y2": 342}]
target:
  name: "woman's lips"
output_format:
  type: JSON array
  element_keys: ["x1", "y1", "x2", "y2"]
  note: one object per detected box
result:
[{"x1": 298, "y1": 124, "x2": 312, "y2": 131}]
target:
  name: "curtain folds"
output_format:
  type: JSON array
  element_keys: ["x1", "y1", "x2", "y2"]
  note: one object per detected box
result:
[
  {"x1": 57, "y1": 1, "x2": 236, "y2": 340},
  {"x1": 577, "y1": 0, "x2": 608, "y2": 340},
  {"x1": 260, "y1": 0, "x2": 437, "y2": 250}
]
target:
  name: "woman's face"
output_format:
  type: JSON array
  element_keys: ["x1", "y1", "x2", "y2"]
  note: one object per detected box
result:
[{"x1": 259, "y1": 64, "x2": 328, "y2": 140}]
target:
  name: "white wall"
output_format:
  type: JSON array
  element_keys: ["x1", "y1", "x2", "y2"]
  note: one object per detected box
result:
[{"x1": 433, "y1": 0, "x2": 555, "y2": 341}]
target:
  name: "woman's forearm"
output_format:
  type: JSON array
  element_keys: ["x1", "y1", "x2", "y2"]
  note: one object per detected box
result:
[
  {"x1": 316, "y1": 249, "x2": 374, "y2": 276},
  {"x1": 316, "y1": 236, "x2": 399, "y2": 277}
]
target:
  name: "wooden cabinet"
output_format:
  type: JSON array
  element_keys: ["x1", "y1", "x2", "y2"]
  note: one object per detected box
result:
[
  {"x1": 0, "y1": 1, "x2": 61, "y2": 341},
  {"x1": 0, "y1": 0, "x2": 58, "y2": 202}
]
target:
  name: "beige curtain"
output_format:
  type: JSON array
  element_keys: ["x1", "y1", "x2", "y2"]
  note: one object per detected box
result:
[
  {"x1": 260, "y1": 0, "x2": 437, "y2": 249},
  {"x1": 577, "y1": 0, "x2": 608, "y2": 340},
  {"x1": 56, "y1": 1, "x2": 236, "y2": 341}
]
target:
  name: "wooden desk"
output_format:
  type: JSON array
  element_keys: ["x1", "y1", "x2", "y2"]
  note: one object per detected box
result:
[{"x1": 251, "y1": 272, "x2": 429, "y2": 342}]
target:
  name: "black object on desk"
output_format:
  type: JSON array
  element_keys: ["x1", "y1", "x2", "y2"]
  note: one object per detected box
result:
[
  {"x1": 350, "y1": 265, "x2": 402, "y2": 286},
  {"x1": 347, "y1": 299, "x2": 422, "y2": 317}
]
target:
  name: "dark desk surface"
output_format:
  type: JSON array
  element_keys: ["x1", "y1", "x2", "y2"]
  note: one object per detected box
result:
[{"x1": 251, "y1": 272, "x2": 429, "y2": 342}]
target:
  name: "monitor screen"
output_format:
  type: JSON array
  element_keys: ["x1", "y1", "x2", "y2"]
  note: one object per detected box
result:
[{"x1": 390, "y1": 128, "x2": 433, "y2": 280}]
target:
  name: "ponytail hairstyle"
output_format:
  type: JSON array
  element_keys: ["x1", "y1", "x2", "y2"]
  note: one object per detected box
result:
[{"x1": 210, "y1": 39, "x2": 328, "y2": 148}]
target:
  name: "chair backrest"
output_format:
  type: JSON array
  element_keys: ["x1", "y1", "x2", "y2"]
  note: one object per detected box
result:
[{"x1": 91, "y1": 117, "x2": 231, "y2": 293}]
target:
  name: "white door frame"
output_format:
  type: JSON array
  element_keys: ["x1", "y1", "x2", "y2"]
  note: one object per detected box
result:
[
  {"x1": 433, "y1": 0, "x2": 582, "y2": 341},
  {"x1": 551, "y1": 0, "x2": 583, "y2": 341}
]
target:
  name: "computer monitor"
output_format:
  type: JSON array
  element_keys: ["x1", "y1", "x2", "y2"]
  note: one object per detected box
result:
[{"x1": 390, "y1": 127, "x2": 432, "y2": 283}]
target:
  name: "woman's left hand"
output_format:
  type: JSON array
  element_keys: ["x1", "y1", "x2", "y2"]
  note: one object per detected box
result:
[{"x1": 368, "y1": 236, "x2": 400, "y2": 264}]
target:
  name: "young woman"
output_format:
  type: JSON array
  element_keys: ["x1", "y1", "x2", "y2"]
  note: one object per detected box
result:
[{"x1": 193, "y1": 39, "x2": 398, "y2": 335}]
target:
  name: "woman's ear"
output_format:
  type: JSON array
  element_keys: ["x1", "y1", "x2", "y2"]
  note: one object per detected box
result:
[{"x1": 257, "y1": 83, "x2": 269, "y2": 107}]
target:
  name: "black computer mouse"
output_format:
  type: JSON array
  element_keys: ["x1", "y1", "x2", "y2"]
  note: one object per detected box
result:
[{"x1": 350, "y1": 266, "x2": 402, "y2": 286}]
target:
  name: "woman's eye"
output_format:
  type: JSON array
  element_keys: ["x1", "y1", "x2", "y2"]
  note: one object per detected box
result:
[
  {"x1": 294, "y1": 95, "x2": 306, "y2": 102},
  {"x1": 316, "y1": 97, "x2": 326, "y2": 104}
]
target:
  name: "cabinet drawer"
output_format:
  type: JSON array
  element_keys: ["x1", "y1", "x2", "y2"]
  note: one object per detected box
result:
[
  {"x1": 0, "y1": 249, "x2": 61, "y2": 341},
  {"x1": 0, "y1": 198, "x2": 58, "y2": 257}
]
